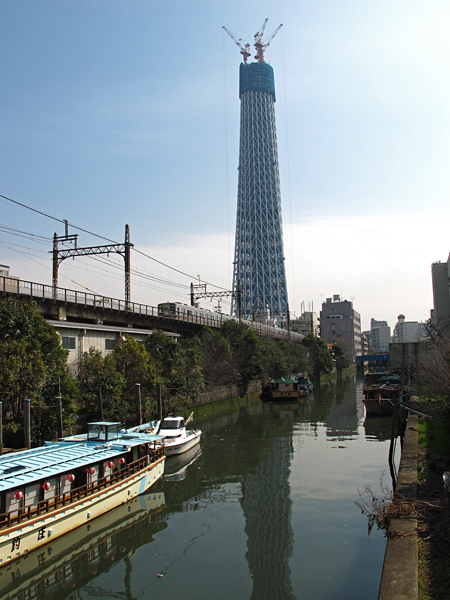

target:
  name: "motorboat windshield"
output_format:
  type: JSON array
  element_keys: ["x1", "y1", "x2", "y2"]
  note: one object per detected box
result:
[{"x1": 160, "y1": 418, "x2": 184, "y2": 430}]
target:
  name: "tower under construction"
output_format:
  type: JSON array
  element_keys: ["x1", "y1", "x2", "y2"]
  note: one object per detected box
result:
[{"x1": 225, "y1": 21, "x2": 288, "y2": 323}]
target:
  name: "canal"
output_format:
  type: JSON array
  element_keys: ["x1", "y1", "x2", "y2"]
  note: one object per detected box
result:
[{"x1": 2, "y1": 375, "x2": 396, "y2": 600}]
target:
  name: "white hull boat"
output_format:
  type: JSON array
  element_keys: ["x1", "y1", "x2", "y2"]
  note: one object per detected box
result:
[{"x1": 127, "y1": 415, "x2": 202, "y2": 457}]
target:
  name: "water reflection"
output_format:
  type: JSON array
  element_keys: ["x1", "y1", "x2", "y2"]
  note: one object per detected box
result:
[
  {"x1": 164, "y1": 445, "x2": 202, "y2": 481},
  {"x1": 4, "y1": 376, "x2": 394, "y2": 600},
  {"x1": 241, "y1": 427, "x2": 296, "y2": 599},
  {"x1": 0, "y1": 494, "x2": 166, "y2": 600}
]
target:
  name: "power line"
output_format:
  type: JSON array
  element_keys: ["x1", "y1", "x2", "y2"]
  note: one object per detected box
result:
[
  {"x1": 0, "y1": 223, "x2": 51, "y2": 242},
  {"x1": 1, "y1": 192, "x2": 230, "y2": 291}
]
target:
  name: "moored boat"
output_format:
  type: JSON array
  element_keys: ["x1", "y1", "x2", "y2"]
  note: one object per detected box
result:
[
  {"x1": 261, "y1": 377, "x2": 308, "y2": 402},
  {"x1": 296, "y1": 374, "x2": 313, "y2": 392},
  {"x1": 128, "y1": 415, "x2": 202, "y2": 456},
  {"x1": 156, "y1": 416, "x2": 202, "y2": 456},
  {"x1": 363, "y1": 383, "x2": 400, "y2": 415},
  {"x1": 0, "y1": 421, "x2": 165, "y2": 568}
]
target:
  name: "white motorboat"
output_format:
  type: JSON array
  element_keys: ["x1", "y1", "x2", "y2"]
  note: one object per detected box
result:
[
  {"x1": 156, "y1": 416, "x2": 202, "y2": 456},
  {"x1": 126, "y1": 415, "x2": 202, "y2": 457}
]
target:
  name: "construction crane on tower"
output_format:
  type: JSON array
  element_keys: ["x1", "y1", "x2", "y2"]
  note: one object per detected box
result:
[
  {"x1": 222, "y1": 26, "x2": 251, "y2": 64},
  {"x1": 223, "y1": 20, "x2": 283, "y2": 64},
  {"x1": 254, "y1": 20, "x2": 283, "y2": 62}
]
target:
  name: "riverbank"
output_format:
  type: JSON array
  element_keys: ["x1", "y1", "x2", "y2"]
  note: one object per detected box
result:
[
  {"x1": 377, "y1": 401, "x2": 450, "y2": 600},
  {"x1": 378, "y1": 413, "x2": 418, "y2": 600}
]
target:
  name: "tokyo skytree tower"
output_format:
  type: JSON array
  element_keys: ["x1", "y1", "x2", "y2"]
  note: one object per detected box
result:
[{"x1": 224, "y1": 20, "x2": 288, "y2": 323}]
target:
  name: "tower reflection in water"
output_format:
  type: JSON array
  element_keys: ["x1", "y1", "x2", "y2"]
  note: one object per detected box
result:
[{"x1": 241, "y1": 400, "x2": 300, "y2": 600}]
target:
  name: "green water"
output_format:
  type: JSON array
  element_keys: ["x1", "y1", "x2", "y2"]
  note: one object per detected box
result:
[{"x1": 2, "y1": 376, "x2": 394, "y2": 600}]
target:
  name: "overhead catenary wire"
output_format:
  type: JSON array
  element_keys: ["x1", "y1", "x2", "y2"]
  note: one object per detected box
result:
[
  {"x1": 1, "y1": 192, "x2": 232, "y2": 293},
  {"x1": 0, "y1": 240, "x2": 193, "y2": 300}
]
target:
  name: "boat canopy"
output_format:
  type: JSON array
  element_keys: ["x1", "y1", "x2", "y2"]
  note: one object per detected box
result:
[
  {"x1": 0, "y1": 429, "x2": 159, "y2": 492},
  {"x1": 272, "y1": 377, "x2": 297, "y2": 384}
]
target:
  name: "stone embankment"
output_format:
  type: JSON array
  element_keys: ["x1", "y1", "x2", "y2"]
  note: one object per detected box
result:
[
  {"x1": 378, "y1": 413, "x2": 418, "y2": 600},
  {"x1": 190, "y1": 380, "x2": 262, "y2": 407}
]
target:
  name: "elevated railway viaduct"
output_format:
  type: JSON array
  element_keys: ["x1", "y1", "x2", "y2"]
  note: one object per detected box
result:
[{"x1": 0, "y1": 277, "x2": 297, "y2": 341}]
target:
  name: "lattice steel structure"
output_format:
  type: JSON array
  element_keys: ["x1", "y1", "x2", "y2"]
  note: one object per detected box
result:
[{"x1": 231, "y1": 61, "x2": 288, "y2": 323}]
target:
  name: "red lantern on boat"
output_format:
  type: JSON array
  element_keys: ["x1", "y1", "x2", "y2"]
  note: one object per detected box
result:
[
  {"x1": 119, "y1": 457, "x2": 125, "y2": 465},
  {"x1": 88, "y1": 467, "x2": 96, "y2": 475},
  {"x1": 15, "y1": 490, "x2": 23, "y2": 500},
  {"x1": 67, "y1": 473, "x2": 75, "y2": 483},
  {"x1": 107, "y1": 461, "x2": 114, "y2": 469},
  {"x1": 43, "y1": 481, "x2": 51, "y2": 491}
]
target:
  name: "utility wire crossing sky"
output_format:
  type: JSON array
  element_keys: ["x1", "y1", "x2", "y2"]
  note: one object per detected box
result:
[{"x1": 1, "y1": 1, "x2": 450, "y2": 330}]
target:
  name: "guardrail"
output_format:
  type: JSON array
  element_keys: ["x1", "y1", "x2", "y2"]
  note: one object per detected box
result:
[{"x1": 0, "y1": 276, "x2": 301, "y2": 340}]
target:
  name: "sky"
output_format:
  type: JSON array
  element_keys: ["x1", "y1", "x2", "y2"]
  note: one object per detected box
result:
[{"x1": 1, "y1": 0, "x2": 450, "y2": 332}]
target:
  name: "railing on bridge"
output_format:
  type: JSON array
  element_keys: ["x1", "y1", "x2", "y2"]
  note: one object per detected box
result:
[
  {"x1": 1, "y1": 276, "x2": 160, "y2": 317},
  {"x1": 0, "y1": 276, "x2": 301, "y2": 340}
]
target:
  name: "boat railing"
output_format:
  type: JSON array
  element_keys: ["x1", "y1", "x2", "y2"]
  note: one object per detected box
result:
[{"x1": 0, "y1": 449, "x2": 164, "y2": 530}]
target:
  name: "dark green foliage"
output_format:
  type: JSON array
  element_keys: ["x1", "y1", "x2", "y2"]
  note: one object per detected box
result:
[
  {"x1": 331, "y1": 341, "x2": 349, "y2": 377},
  {"x1": 176, "y1": 336, "x2": 205, "y2": 404},
  {"x1": 145, "y1": 330, "x2": 204, "y2": 415},
  {"x1": 221, "y1": 320, "x2": 263, "y2": 389},
  {"x1": 0, "y1": 298, "x2": 77, "y2": 445},
  {"x1": 113, "y1": 336, "x2": 157, "y2": 424},
  {"x1": 201, "y1": 327, "x2": 233, "y2": 386},
  {"x1": 78, "y1": 349, "x2": 125, "y2": 422},
  {"x1": 302, "y1": 333, "x2": 333, "y2": 381}
]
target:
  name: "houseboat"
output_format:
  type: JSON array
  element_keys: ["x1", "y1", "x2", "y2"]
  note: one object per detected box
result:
[
  {"x1": 261, "y1": 377, "x2": 308, "y2": 402},
  {"x1": 0, "y1": 422, "x2": 165, "y2": 568}
]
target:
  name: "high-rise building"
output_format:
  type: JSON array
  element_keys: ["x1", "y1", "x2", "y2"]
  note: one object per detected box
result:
[
  {"x1": 369, "y1": 318, "x2": 391, "y2": 353},
  {"x1": 319, "y1": 295, "x2": 362, "y2": 360},
  {"x1": 431, "y1": 255, "x2": 450, "y2": 326},
  {"x1": 229, "y1": 27, "x2": 288, "y2": 323}
]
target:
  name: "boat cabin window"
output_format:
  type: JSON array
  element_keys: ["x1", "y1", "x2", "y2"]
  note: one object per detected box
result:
[
  {"x1": 87, "y1": 422, "x2": 121, "y2": 442},
  {"x1": 160, "y1": 419, "x2": 184, "y2": 430}
]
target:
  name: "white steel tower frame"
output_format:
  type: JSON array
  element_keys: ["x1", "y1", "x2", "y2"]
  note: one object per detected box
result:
[{"x1": 231, "y1": 62, "x2": 288, "y2": 323}]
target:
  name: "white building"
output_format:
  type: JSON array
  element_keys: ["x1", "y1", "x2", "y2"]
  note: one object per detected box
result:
[
  {"x1": 391, "y1": 315, "x2": 426, "y2": 344},
  {"x1": 49, "y1": 321, "x2": 179, "y2": 373},
  {"x1": 370, "y1": 318, "x2": 391, "y2": 353}
]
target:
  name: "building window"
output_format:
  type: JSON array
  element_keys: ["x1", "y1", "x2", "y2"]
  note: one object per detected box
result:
[
  {"x1": 105, "y1": 339, "x2": 116, "y2": 351},
  {"x1": 62, "y1": 337, "x2": 76, "y2": 350}
]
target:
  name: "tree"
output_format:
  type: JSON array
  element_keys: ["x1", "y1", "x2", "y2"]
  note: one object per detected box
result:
[
  {"x1": 0, "y1": 297, "x2": 77, "y2": 445},
  {"x1": 113, "y1": 336, "x2": 157, "y2": 424},
  {"x1": 416, "y1": 323, "x2": 450, "y2": 428},
  {"x1": 201, "y1": 327, "x2": 234, "y2": 387},
  {"x1": 221, "y1": 320, "x2": 263, "y2": 390},
  {"x1": 176, "y1": 336, "x2": 205, "y2": 406},
  {"x1": 78, "y1": 348, "x2": 125, "y2": 422},
  {"x1": 259, "y1": 337, "x2": 290, "y2": 379},
  {"x1": 331, "y1": 342, "x2": 349, "y2": 378},
  {"x1": 302, "y1": 333, "x2": 333, "y2": 382}
]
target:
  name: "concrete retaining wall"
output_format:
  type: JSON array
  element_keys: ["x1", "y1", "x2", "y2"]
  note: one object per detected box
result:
[{"x1": 378, "y1": 414, "x2": 418, "y2": 600}]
